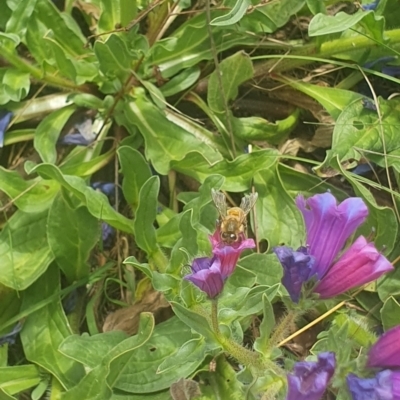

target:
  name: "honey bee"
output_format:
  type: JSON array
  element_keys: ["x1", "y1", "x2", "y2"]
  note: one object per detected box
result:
[{"x1": 211, "y1": 189, "x2": 258, "y2": 244}]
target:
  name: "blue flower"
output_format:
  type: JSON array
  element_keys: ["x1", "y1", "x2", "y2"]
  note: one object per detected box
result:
[
  {"x1": 361, "y1": 0, "x2": 379, "y2": 11},
  {"x1": 286, "y1": 352, "x2": 336, "y2": 400},
  {"x1": 347, "y1": 325, "x2": 400, "y2": 399},
  {"x1": 0, "y1": 322, "x2": 23, "y2": 346},
  {"x1": 347, "y1": 370, "x2": 400, "y2": 400},
  {"x1": 273, "y1": 246, "x2": 314, "y2": 303},
  {"x1": 59, "y1": 118, "x2": 96, "y2": 146},
  {"x1": 0, "y1": 110, "x2": 12, "y2": 148}
]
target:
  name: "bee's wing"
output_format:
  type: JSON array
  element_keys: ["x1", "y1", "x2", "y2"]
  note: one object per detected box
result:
[
  {"x1": 239, "y1": 192, "x2": 258, "y2": 216},
  {"x1": 211, "y1": 189, "x2": 227, "y2": 217}
]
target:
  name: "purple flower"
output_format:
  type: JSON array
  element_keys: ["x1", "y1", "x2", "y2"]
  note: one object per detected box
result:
[
  {"x1": 296, "y1": 193, "x2": 368, "y2": 279},
  {"x1": 286, "y1": 352, "x2": 336, "y2": 400},
  {"x1": 209, "y1": 228, "x2": 255, "y2": 278},
  {"x1": 347, "y1": 325, "x2": 400, "y2": 399},
  {"x1": 184, "y1": 257, "x2": 224, "y2": 299},
  {"x1": 273, "y1": 246, "x2": 314, "y2": 303},
  {"x1": 274, "y1": 193, "x2": 393, "y2": 302},
  {"x1": 0, "y1": 110, "x2": 12, "y2": 148}
]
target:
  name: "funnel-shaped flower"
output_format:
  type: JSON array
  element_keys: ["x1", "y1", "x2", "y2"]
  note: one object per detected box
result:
[
  {"x1": 296, "y1": 193, "x2": 368, "y2": 279},
  {"x1": 210, "y1": 229, "x2": 255, "y2": 279},
  {"x1": 274, "y1": 193, "x2": 393, "y2": 302},
  {"x1": 314, "y1": 236, "x2": 393, "y2": 299},
  {"x1": 184, "y1": 257, "x2": 224, "y2": 299},
  {"x1": 286, "y1": 352, "x2": 336, "y2": 400},
  {"x1": 273, "y1": 246, "x2": 314, "y2": 303}
]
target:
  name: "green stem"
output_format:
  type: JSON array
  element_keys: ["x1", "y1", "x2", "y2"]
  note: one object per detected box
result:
[
  {"x1": 270, "y1": 308, "x2": 303, "y2": 347},
  {"x1": 211, "y1": 299, "x2": 220, "y2": 335},
  {"x1": 0, "y1": 44, "x2": 91, "y2": 92},
  {"x1": 150, "y1": 247, "x2": 169, "y2": 273},
  {"x1": 254, "y1": 28, "x2": 400, "y2": 76}
]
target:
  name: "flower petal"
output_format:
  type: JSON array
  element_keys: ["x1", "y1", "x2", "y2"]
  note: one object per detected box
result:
[
  {"x1": 184, "y1": 258, "x2": 224, "y2": 298},
  {"x1": 367, "y1": 325, "x2": 400, "y2": 369},
  {"x1": 296, "y1": 193, "x2": 368, "y2": 279},
  {"x1": 191, "y1": 257, "x2": 214, "y2": 273},
  {"x1": 274, "y1": 246, "x2": 314, "y2": 303},
  {"x1": 0, "y1": 110, "x2": 12, "y2": 148},
  {"x1": 210, "y1": 229, "x2": 255, "y2": 279},
  {"x1": 286, "y1": 352, "x2": 336, "y2": 400},
  {"x1": 314, "y1": 236, "x2": 393, "y2": 299},
  {"x1": 347, "y1": 370, "x2": 393, "y2": 400}
]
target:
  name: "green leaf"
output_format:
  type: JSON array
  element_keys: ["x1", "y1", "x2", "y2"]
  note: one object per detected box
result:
[
  {"x1": 198, "y1": 356, "x2": 244, "y2": 398},
  {"x1": 381, "y1": 297, "x2": 400, "y2": 331},
  {"x1": 283, "y1": 80, "x2": 363, "y2": 119},
  {"x1": 98, "y1": 0, "x2": 122, "y2": 32},
  {"x1": 322, "y1": 97, "x2": 400, "y2": 171},
  {"x1": 210, "y1": 0, "x2": 250, "y2": 26},
  {"x1": 208, "y1": 51, "x2": 253, "y2": 113},
  {"x1": 60, "y1": 365, "x2": 112, "y2": 400},
  {"x1": 232, "y1": 110, "x2": 299, "y2": 144},
  {"x1": 170, "y1": 302, "x2": 219, "y2": 343},
  {"x1": 239, "y1": 253, "x2": 283, "y2": 286},
  {"x1": 254, "y1": 294, "x2": 275, "y2": 354},
  {"x1": 2, "y1": 69, "x2": 30, "y2": 103},
  {"x1": 125, "y1": 93, "x2": 222, "y2": 175},
  {"x1": 59, "y1": 331, "x2": 128, "y2": 369},
  {"x1": 34, "y1": 105, "x2": 76, "y2": 164},
  {"x1": 47, "y1": 192, "x2": 99, "y2": 282},
  {"x1": 34, "y1": 0, "x2": 88, "y2": 57},
  {"x1": 94, "y1": 35, "x2": 131, "y2": 79},
  {"x1": 0, "y1": 365, "x2": 40, "y2": 395},
  {"x1": 148, "y1": 13, "x2": 257, "y2": 78},
  {"x1": 108, "y1": 316, "x2": 201, "y2": 393},
  {"x1": 117, "y1": 146, "x2": 152, "y2": 209},
  {"x1": 0, "y1": 210, "x2": 53, "y2": 290},
  {"x1": 157, "y1": 337, "x2": 206, "y2": 374},
  {"x1": 329, "y1": 158, "x2": 398, "y2": 254},
  {"x1": 309, "y1": 11, "x2": 374, "y2": 36},
  {"x1": 5, "y1": 0, "x2": 37, "y2": 38},
  {"x1": 173, "y1": 149, "x2": 279, "y2": 192},
  {"x1": 28, "y1": 163, "x2": 134, "y2": 234},
  {"x1": 254, "y1": 166, "x2": 305, "y2": 248},
  {"x1": 240, "y1": 0, "x2": 306, "y2": 33},
  {"x1": 0, "y1": 167, "x2": 59, "y2": 213},
  {"x1": 133, "y1": 176, "x2": 159, "y2": 256},
  {"x1": 307, "y1": 0, "x2": 326, "y2": 15},
  {"x1": 45, "y1": 38, "x2": 77, "y2": 81},
  {"x1": 20, "y1": 266, "x2": 85, "y2": 389},
  {"x1": 160, "y1": 66, "x2": 201, "y2": 97}
]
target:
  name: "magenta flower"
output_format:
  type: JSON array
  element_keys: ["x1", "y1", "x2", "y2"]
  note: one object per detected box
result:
[
  {"x1": 286, "y1": 352, "x2": 336, "y2": 400},
  {"x1": 274, "y1": 193, "x2": 393, "y2": 302},
  {"x1": 347, "y1": 325, "x2": 400, "y2": 399},
  {"x1": 209, "y1": 228, "x2": 255, "y2": 278},
  {"x1": 367, "y1": 325, "x2": 400, "y2": 369},
  {"x1": 314, "y1": 236, "x2": 394, "y2": 299},
  {"x1": 184, "y1": 257, "x2": 224, "y2": 299}
]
